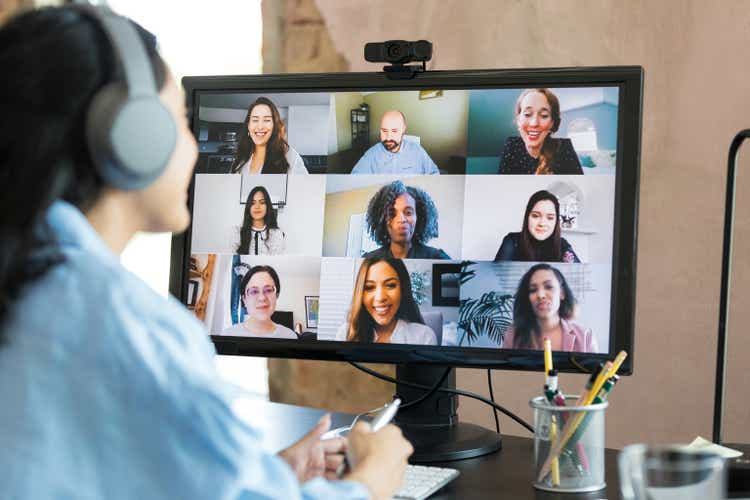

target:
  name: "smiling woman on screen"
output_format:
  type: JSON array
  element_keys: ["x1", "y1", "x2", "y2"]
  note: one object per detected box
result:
[
  {"x1": 229, "y1": 96, "x2": 308, "y2": 175},
  {"x1": 336, "y1": 257, "x2": 437, "y2": 345},
  {"x1": 498, "y1": 88, "x2": 583, "y2": 175},
  {"x1": 494, "y1": 190, "x2": 580, "y2": 262}
]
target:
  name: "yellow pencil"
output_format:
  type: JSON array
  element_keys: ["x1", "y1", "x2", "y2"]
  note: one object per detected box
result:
[
  {"x1": 542, "y1": 337, "x2": 559, "y2": 484},
  {"x1": 543, "y1": 337, "x2": 553, "y2": 376},
  {"x1": 550, "y1": 415, "x2": 560, "y2": 486}
]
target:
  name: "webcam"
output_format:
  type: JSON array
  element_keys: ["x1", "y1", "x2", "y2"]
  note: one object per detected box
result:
[
  {"x1": 364, "y1": 40, "x2": 433, "y2": 80},
  {"x1": 364, "y1": 40, "x2": 432, "y2": 65}
]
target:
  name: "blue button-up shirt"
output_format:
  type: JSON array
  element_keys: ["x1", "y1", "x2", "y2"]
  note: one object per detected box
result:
[
  {"x1": 0, "y1": 201, "x2": 369, "y2": 499},
  {"x1": 351, "y1": 139, "x2": 439, "y2": 174}
]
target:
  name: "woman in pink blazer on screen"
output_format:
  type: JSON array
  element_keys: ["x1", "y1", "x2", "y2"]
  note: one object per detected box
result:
[{"x1": 502, "y1": 263, "x2": 599, "y2": 353}]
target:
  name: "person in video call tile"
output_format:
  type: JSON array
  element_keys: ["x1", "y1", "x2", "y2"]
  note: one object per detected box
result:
[
  {"x1": 351, "y1": 110, "x2": 439, "y2": 174},
  {"x1": 335, "y1": 257, "x2": 437, "y2": 345},
  {"x1": 362, "y1": 180, "x2": 451, "y2": 260},
  {"x1": 229, "y1": 96, "x2": 309, "y2": 175},
  {"x1": 222, "y1": 265, "x2": 298, "y2": 339},
  {"x1": 494, "y1": 190, "x2": 580, "y2": 263},
  {"x1": 498, "y1": 88, "x2": 583, "y2": 175},
  {"x1": 236, "y1": 186, "x2": 286, "y2": 255},
  {"x1": 502, "y1": 263, "x2": 598, "y2": 353}
]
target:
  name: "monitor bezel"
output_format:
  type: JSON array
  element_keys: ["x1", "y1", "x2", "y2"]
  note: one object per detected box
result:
[{"x1": 172, "y1": 66, "x2": 642, "y2": 374}]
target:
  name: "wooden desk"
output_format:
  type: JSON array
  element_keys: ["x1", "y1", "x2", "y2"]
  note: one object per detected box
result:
[{"x1": 236, "y1": 398, "x2": 622, "y2": 499}]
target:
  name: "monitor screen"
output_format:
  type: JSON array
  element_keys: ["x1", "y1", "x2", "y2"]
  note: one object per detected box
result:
[{"x1": 172, "y1": 67, "x2": 642, "y2": 373}]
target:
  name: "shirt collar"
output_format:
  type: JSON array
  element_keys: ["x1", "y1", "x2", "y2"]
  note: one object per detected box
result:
[{"x1": 46, "y1": 200, "x2": 117, "y2": 263}]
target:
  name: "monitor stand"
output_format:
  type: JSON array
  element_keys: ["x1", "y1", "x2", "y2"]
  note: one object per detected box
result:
[{"x1": 395, "y1": 364, "x2": 502, "y2": 463}]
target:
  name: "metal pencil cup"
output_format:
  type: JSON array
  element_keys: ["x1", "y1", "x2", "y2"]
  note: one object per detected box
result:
[{"x1": 530, "y1": 395, "x2": 609, "y2": 493}]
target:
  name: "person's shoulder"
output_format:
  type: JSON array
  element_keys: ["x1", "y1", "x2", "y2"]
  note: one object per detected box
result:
[
  {"x1": 562, "y1": 318, "x2": 590, "y2": 336},
  {"x1": 503, "y1": 136, "x2": 524, "y2": 150},
  {"x1": 274, "y1": 324, "x2": 299, "y2": 339},
  {"x1": 413, "y1": 243, "x2": 450, "y2": 259},
  {"x1": 411, "y1": 321, "x2": 437, "y2": 345},
  {"x1": 504, "y1": 232, "x2": 521, "y2": 243},
  {"x1": 362, "y1": 246, "x2": 387, "y2": 259},
  {"x1": 395, "y1": 319, "x2": 434, "y2": 345},
  {"x1": 501, "y1": 325, "x2": 516, "y2": 348},
  {"x1": 221, "y1": 323, "x2": 246, "y2": 336},
  {"x1": 285, "y1": 146, "x2": 309, "y2": 174}
]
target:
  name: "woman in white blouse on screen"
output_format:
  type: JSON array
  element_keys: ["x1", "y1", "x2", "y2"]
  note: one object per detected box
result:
[
  {"x1": 229, "y1": 96, "x2": 308, "y2": 176},
  {"x1": 335, "y1": 257, "x2": 437, "y2": 345}
]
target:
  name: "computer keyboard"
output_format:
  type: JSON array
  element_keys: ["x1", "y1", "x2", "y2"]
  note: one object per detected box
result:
[{"x1": 393, "y1": 464, "x2": 460, "y2": 500}]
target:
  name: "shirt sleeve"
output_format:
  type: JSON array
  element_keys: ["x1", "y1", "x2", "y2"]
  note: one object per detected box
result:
[
  {"x1": 420, "y1": 147, "x2": 439, "y2": 174},
  {"x1": 351, "y1": 148, "x2": 373, "y2": 174},
  {"x1": 498, "y1": 137, "x2": 515, "y2": 174},
  {"x1": 110, "y1": 297, "x2": 369, "y2": 500},
  {"x1": 494, "y1": 234, "x2": 516, "y2": 261},
  {"x1": 287, "y1": 147, "x2": 310, "y2": 174}
]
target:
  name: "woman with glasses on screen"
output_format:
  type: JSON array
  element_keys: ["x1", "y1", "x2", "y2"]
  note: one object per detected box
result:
[
  {"x1": 236, "y1": 186, "x2": 286, "y2": 255},
  {"x1": 498, "y1": 88, "x2": 583, "y2": 175},
  {"x1": 0, "y1": 7, "x2": 411, "y2": 500},
  {"x1": 222, "y1": 265, "x2": 297, "y2": 338},
  {"x1": 494, "y1": 190, "x2": 580, "y2": 262},
  {"x1": 503, "y1": 263, "x2": 598, "y2": 352},
  {"x1": 336, "y1": 257, "x2": 437, "y2": 345},
  {"x1": 229, "y1": 96, "x2": 308, "y2": 175}
]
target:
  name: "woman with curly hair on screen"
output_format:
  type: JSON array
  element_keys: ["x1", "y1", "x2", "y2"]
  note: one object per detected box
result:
[
  {"x1": 362, "y1": 180, "x2": 450, "y2": 260},
  {"x1": 502, "y1": 263, "x2": 598, "y2": 353}
]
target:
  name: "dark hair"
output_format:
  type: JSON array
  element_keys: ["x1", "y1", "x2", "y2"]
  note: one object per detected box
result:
[
  {"x1": 0, "y1": 7, "x2": 167, "y2": 338},
  {"x1": 518, "y1": 190, "x2": 562, "y2": 261},
  {"x1": 515, "y1": 88, "x2": 562, "y2": 175},
  {"x1": 238, "y1": 265, "x2": 281, "y2": 313},
  {"x1": 365, "y1": 180, "x2": 439, "y2": 247},
  {"x1": 230, "y1": 97, "x2": 290, "y2": 174},
  {"x1": 511, "y1": 263, "x2": 576, "y2": 349},
  {"x1": 236, "y1": 186, "x2": 280, "y2": 254},
  {"x1": 346, "y1": 257, "x2": 424, "y2": 343}
]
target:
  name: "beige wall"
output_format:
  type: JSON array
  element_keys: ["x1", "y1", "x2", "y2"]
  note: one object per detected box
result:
[{"x1": 308, "y1": 0, "x2": 750, "y2": 448}]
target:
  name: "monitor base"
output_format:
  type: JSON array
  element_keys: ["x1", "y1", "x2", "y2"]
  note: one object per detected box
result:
[
  {"x1": 401, "y1": 421, "x2": 502, "y2": 463},
  {"x1": 395, "y1": 364, "x2": 503, "y2": 463}
]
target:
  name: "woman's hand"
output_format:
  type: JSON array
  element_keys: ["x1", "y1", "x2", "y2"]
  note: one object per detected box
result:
[
  {"x1": 345, "y1": 421, "x2": 413, "y2": 500},
  {"x1": 277, "y1": 414, "x2": 347, "y2": 482}
]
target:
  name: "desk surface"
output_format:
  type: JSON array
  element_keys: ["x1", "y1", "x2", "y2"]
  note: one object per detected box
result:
[{"x1": 235, "y1": 398, "x2": 622, "y2": 499}]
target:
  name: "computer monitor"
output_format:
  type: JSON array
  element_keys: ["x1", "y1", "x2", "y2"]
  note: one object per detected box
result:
[{"x1": 171, "y1": 66, "x2": 643, "y2": 460}]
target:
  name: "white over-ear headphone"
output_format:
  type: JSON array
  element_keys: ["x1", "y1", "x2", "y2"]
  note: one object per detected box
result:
[{"x1": 78, "y1": 5, "x2": 176, "y2": 190}]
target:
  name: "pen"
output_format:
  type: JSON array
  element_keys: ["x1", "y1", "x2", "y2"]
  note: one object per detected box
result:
[{"x1": 542, "y1": 338, "x2": 559, "y2": 487}]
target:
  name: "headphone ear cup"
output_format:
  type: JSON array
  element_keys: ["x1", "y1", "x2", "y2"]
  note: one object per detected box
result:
[{"x1": 86, "y1": 82, "x2": 176, "y2": 190}]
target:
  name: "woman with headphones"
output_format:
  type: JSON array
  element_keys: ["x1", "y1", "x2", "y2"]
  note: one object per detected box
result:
[{"x1": 0, "y1": 6, "x2": 410, "y2": 500}]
